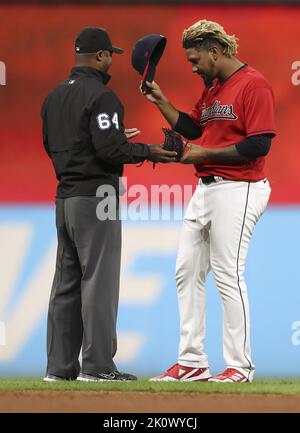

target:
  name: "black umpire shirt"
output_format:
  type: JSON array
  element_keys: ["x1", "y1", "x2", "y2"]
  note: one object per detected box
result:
[{"x1": 41, "y1": 66, "x2": 150, "y2": 198}]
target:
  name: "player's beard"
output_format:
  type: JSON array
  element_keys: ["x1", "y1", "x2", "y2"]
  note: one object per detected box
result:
[
  {"x1": 197, "y1": 71, "x2": 213, "y2": 88},
  {"x1": 199, "y1": 58, "x2": 216, "y2": 88},
  {"x1": 202, "y1": 75, "x2": 213, "y2": 88}
]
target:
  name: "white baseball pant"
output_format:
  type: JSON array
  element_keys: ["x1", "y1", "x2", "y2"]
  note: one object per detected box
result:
[{"x1": 176, "y1": 177, "x2": 271, "y2": 380}]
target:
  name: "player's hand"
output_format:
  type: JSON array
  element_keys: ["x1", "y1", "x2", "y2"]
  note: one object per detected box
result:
[
  {"x1": 140, "y1": 81, "x2": 166, "y2": 104},
  {"x1": 125, "y1": 128, "x2": 140, "y2": 139},
  {"x1": 180, "y1": 144, "x2": 209, "y2": 164},
  {"x1": 148, "y1": 144, "x2": 177, "y2": 163}
]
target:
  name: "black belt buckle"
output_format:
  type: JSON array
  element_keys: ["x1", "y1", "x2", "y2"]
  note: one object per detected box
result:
[{"x1": 201, "y1": 175, "x2": 216, "y2": 185}]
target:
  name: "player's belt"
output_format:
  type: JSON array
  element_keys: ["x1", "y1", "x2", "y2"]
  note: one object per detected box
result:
[{"x1": 200, "y1": 176, "x2": 224, "y2": 185}]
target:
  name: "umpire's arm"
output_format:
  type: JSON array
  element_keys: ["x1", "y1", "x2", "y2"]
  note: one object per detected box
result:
[
  {"x1": 41, "y1": 98, "x2": 51, "y2": 157},
  {"x1": 90, "y1": 91, "x2": 150, "y2": 165}
]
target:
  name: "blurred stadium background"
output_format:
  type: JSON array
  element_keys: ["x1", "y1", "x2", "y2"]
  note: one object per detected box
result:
[{"x1": 0, "y1": 0, "x2": 299, "y2": 378}]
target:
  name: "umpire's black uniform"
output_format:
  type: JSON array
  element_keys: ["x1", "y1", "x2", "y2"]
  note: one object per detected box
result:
[{"x1": 41, "y1": 61, "x2": 150, "y2": 379}]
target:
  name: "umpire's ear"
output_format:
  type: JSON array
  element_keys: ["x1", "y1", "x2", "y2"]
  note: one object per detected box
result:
[{"x1": 96, "y1": 50, "x2": 105, "y2": 62}]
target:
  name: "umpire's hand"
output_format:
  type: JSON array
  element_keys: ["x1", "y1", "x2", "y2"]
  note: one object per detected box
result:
[
  {"x1": 148, "y1": 144, "x2": 177, "y2": 163},
  {"x1": 125, "y1": 128, "x2": 141, "y2": 139}
]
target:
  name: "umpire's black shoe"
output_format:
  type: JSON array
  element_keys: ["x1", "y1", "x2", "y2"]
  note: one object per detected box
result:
[
  {"x1": 43, "y1": 374, "x2": 77, "y2": 382},
  {"x1": 77, "y1": 371, "x2": 137, "y2": 382}
]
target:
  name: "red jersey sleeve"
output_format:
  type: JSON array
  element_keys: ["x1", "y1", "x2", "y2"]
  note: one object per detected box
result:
[
  {"x1": 189, "y1": 87, "x2": 207, "y2": 125},
  {"x1": 243, "y1": 86, "x2": 276, "y2": 137},
  {"x1": 189, "y1": 99, "x2": 202, "y2": 124}
]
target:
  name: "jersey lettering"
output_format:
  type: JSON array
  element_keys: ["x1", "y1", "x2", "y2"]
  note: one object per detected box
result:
[
  {"x1": 97, "y1": 112, "x2": 119, "y2": 130},
  {"x1": 112, "y1": 112, "x2": 119, "y2": 130},
  {"x1": 200, "y1": 101, "x2": 238, "y2": 125},
  {"x1": 97, "y1": 113, "x2": 111, "y2": 130}
]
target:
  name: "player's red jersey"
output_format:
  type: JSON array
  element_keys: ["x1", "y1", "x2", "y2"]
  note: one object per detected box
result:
[{"x1": 189, "y1": 65, "x2": 276, "y2": 181}]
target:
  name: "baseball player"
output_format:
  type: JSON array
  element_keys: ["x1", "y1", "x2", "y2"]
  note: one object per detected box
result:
[
  {"x1": 41, "y1": 27, "x2": 176, "y2": 382},
  {"x1": 142, "y1": 20, "x2": 276, "y2": 383}
]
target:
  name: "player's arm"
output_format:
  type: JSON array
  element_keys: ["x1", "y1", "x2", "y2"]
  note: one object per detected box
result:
[
  {"x1": 181, "y1": 134, "x2": 272, "y2": 164},
  {"x1": 142, "y1": 80, "x2": 179, "y2": 127},
  {"x1": 90, "y1": 92, "x2": 176, "y2": 164},
  {"x1": 142, "y1": 81, "x2": 202, "y2": 139}
]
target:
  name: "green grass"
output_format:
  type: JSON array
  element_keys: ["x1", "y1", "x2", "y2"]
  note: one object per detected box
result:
[{"x1": 1, "y1": 378, "x2": 300, "y2": 395}]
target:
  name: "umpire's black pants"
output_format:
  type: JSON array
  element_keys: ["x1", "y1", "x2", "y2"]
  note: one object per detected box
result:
[{"x1": 46, "y1": 196, "x2": 121, "y2": 377}]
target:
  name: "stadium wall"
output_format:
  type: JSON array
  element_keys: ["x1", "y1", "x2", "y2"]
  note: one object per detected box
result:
[{"x1": 0, "y1": 3, "x2": 299, "y2": 376}]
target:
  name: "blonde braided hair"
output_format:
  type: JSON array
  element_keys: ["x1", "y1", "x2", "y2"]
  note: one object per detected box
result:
[{"x1": 182, "y1": 19, "x2": 238, "y2": 57}]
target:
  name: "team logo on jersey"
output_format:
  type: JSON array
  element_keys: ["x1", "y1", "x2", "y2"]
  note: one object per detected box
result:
[{"x1": 200, "y1": 100, "x2": 238, "y2": 124}]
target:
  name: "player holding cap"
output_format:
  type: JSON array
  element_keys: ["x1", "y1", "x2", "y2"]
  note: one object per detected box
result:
[{"x1": 142, "y1": 20, "x2": 276, "y2": 383}]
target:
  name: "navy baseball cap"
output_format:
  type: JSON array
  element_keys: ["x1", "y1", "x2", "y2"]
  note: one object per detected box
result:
[
  {"x1": 75, "y1": 27, "x2": 124, "y2": 54},
  {"x1": 131, "y1": 34, "x2": 167, "y2": 90}
]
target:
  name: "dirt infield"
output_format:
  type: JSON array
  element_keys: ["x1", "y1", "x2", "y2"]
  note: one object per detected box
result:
[{"x1": 0, "y1": 391, "x2": 300, "y2": 413}]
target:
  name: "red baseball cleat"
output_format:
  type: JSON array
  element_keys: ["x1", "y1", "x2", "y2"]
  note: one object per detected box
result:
[
  {"x1": 208, "y1": 368, "x2": 251, "y2": 383},
  {"x1": 149, "y1": 363, "x2": 211, "y2": 382}
]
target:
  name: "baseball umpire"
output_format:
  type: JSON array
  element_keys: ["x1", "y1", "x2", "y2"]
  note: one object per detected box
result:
[
  {"x1": 142, "y1": 20, "x2": 276, "y2": 383},
  {"x1": 41, "y1": 27, "x2": 176, "y2": 382}
]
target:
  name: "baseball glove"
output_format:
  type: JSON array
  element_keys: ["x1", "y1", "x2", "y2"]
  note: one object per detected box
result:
[{"x1": 162, "y1": 127, "x2": 188, "y2": 161}]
